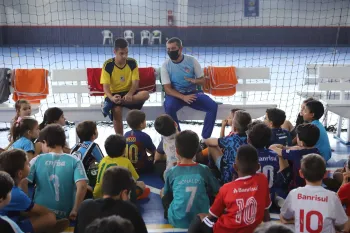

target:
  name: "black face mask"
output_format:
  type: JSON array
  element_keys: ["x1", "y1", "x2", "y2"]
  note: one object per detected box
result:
[{"x1": 168, "y1": 50, "x2": 180, "y2": 60}]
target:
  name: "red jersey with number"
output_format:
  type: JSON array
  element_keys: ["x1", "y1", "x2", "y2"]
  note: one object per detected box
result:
[
  {"x1": 209, "y1": 173, "x2": 271, "y2": 233},
  {"x1": 281, "y1": 185, "x2": 348, "y2": 233}
]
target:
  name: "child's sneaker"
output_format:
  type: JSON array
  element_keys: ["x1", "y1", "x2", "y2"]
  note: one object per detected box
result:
[{"x1": 137, "y1": 187, "x2": 151, "y2": 200}]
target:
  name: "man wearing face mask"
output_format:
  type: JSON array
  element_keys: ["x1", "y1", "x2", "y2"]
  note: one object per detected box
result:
[
  {"x1": 101, "y1": 38, "x2": 150, "y2": 135},
  {"x1": 160, "y1": 37, "x2": 218, "y2": 139}
]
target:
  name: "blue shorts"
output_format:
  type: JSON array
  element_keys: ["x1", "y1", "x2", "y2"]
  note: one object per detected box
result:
[
  {"x1": 17, "y1": 217, "x2": 34, "y2": 233},
  {"x1": 102, "y1": 91, "x2": 145, "y2": 120}
]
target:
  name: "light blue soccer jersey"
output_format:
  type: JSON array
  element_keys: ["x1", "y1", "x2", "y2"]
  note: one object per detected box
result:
[
  {"x1": 163, "y1": 163, "x2": 220, "y2": 228},
  {"x1": 10, "y1": 137, "x2": 35, "y2": 153},
  {"x1": 161, "y1": 54, "x2": 204, "y2": 93},
  {"x1": 27, "y1": 153, "x2": 88, "y2": 219},
  {"x1": 311, "y1": 120, "x2": 331, "y2": 161},
  {"x1": 0, "y1": 215, "x2": 24, "y2": 233}
]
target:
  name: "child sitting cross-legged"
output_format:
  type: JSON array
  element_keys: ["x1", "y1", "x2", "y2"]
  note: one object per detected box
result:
[
  {"x1": 93, "y1": 134, "x2": 150, "y2": 200},
  {"x1": 0, "y1": 149, "x2": 69, "y2": 233},
  {"x1": 71, "y1": 121, "x2": 104, "y2": 198},
  {"x1": 265, "y1": 108, "x2": 292, "y2": 147},
  {"x1": 161, "y1": 130, "x2": 220, "y2": 228},
  {"x1": 280, "y1": 153, "x2": 348, "y2": 233},
  {"x1": 188, "y1": 144, "x2": 271, "y2": 233},
  {"x1": 0, "y1": 171, "x2": 23, "y2": 233},
  {"x1": 124, "y1": 110, "x2": 156, "y2": 173},
  {"x1": 270, "y1": 123, "x2": 320, "y2": 189},
  {"x1": 247, "y1": 121, "x2": 291, "y2": 200},
  {"x1": 29, "y1": 124, "x2": 88, "y2": 221}
]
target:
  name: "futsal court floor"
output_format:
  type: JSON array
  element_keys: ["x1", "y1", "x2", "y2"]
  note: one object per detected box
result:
[{"x1": 0, "y1": 45, "x2": 350, "y2": 232}]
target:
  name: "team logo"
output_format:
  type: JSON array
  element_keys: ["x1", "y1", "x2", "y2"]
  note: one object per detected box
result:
[
  {"x1": 184, "y1": 67, "x2": 190, "y2": 73},
  {"x1": 120, "y1": 76, "x2": 125, "y2": 82}
]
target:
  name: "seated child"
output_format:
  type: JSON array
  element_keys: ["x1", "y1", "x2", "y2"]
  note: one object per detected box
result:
[
  {"x1": 204, "y1": 110, "x2": 252, "y2": 184},
  {"x1": 93, "y1": 134, "x2": 150, "y2": 200},
  {"x1": 270, "y1": 123, "x2": 320, "y2": 189},
  {"x1": 188, "y1": 145, "x2": 271, "y2": 233},
  {"x1": 85, "y1": 216, "x2": 135, "y2": 233},
  {"x1": 9, "y1": 117, "x2": 39, "y2": 161},
  {"x1": 280, "y1": 154, "x2": 348, "y2": 232},
  {"x1": 247, "y1": 121, "x2": 290, "y2": 199},
  {"x1": 0, "y1": 149, "x2": 62, "y2": 233},
  {"x1": 303, "y1": 100, "x2": 332, "y2": 161},
  {"x1": 0, "y1": 170, "x2": 23, "y2": 233},
  {"x1": 39, "y1": 107, "x2": 70, "y2": 153},
  {"x1": 75, "y1": 167, "x2": 148, "y2": 233},
  {"x1": 337, "y1": 157, "x2": 350, "y2": 217},
  {"x1": 161, "y1": 130, "x2": 220, "y2": 228},
  {"x1": 11, "y1": 100, "x2": 32, "y2": 126},
  {"x1": 71, "y1": 121, "x2": 104, "y2": 188},
  {"x1": 254, "y1": 223, "x2": 294, "y2": 233},
  {"x1": 265, "y1": 108, "x2": 292, "y2": 147},
  {"x1": 124, "y1": 110, "x2": 156, "y2": 173},
  {"x1": 154, "y1": 115, "x2": 179, "y2": 177},
  {"x1": 29, "y1": 124, "x2": 88, "y2": 221}
]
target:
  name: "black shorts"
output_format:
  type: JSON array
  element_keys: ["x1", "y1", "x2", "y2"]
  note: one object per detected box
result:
[
  {"x1": 188, "y1": 216, "x2": 216, "y2": 233},
  {"x1": 105, "y1": 91, "x2": 145, "y2": 110}
]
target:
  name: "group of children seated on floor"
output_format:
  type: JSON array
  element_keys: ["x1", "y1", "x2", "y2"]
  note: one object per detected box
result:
[{"x1": 0, "y1": 97, "x2": 349, "y2": 233}]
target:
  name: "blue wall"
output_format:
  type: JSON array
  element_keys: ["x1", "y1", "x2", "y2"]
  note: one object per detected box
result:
[{"x1": 1, "y1": 26, "x2": 349, "y2": 46}]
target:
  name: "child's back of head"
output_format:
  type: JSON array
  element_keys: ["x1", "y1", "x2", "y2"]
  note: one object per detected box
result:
[
  {"x1": 126, "y1": 110, "x2": 146, "y2": 130},
  {"x1": 155, "y1": 114, "x2": 176, "y2": 137},
  {"x1": 101, "y1": 166, "x2": 133, "y2": 197},
  {"x1": 265, "y1": 108, "x2": 286, "y2": 128},
  {"x1": 301, "y1": 153, "x2": 326, "y2": 183},
  {"x1": 233, "y1": 110, "x2": 252, "y2": 134},
  {"x1": 76, "y1": 121, "x2": 98, "y2": 142},
  {"x1": 175, "y1": 130, "x2": 199, "y2": 160},
  {"x1": 38, "y1": 124, "x2": 66, "y2": 150},
  {"x1": 304, "y1": 100, "x2": 324, "y2": 121},
  {"x1": 296, "y1": 123, "x2": 320, "y2": 147},
  {"x1": 0, "y1": 149, "x2": 28, "y2": 182},
  {"x1": 86, "y1": 215, "x2": 134, "y2": 233},
  {"x1": 235, "y1": 144, "x2": 259, "y2": 176},
  {"x1": 104, "y1": 134, "x2": 126, "y2": 158},
  {"x1": 0, "y1": 171, "x2": 14, "y2": 209},
  {"x1": 247, "y1": 121, "x2": 271, "y2": 149}
]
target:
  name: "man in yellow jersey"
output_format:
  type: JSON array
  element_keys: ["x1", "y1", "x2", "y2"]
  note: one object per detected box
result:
[{"x1": 101, "y1": 38, "x2": 150, "y2": 134}]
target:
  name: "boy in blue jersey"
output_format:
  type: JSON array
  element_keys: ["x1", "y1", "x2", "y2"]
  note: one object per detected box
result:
[
  {"x1": 303, "y1": 100, "x2": 332, "y2": 161},
  {"x1": 161, "y1": 130, "x2": 220, "y2": 228},
  {"x1": 124, "y1": 110, "x2": 156, "y2": 173},
  {"x1": 0, "y1": 170, "x2": 24, "y2": 233},
  {"x1": 71, "y1": 121, "x2": 104, "y2": 193},
  {"x1": 265, "y1": 108, "x2": 292, "y2": 147},
  {"x1": 0, "y1": 149, "x2": 68, "y2": 233},
  {"x1": 204, "y1": 110, "x2": 252, "y2": 184},
  {"x1": 247, "y1": 121, "x2": 291, "y2": 200},
  {"x1": 29, "y1": 124, "x2": 88, "y2": 221},
  {"x1": 270, "y1": 123, "x2": 320, "y2": 189}
]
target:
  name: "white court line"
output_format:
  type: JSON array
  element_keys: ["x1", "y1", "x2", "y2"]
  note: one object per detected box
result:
[
  {"x1": 148, "y1": 228, "x2": 187, "y2": 232},
  {"x1": 148, "y1": 185, "x2": 161, "y2": 195}
]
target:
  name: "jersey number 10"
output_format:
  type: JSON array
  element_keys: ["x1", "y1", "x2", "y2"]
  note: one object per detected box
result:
[
  {"x1": 125, "y1": 144, "x2": 139, "y2": 163},
  {"x1": 235, "y1": 197, "x2": 257, "y2": 225},
  {"x1": 300, "y1": 209, "x2": 323, "y2": 233}
]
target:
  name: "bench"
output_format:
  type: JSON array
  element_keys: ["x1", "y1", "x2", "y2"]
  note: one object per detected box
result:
[
  {"x1": 51, "y1": 67, "x2": 276, "y2": 124},
  {"x1": 298, "y1": 64, "x2": 350, "y2": 100},
  {"x1": 317, "y1": 66, "x2": 350, "y2": 144}
]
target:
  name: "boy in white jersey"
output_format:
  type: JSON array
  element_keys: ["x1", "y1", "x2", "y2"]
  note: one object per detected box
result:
[
  {"x1": 29, "y1": 124, "x2": 88, "y2": 220},
  {"x1": 280, "y1": 153, "x2": 348, "y2": 233}
]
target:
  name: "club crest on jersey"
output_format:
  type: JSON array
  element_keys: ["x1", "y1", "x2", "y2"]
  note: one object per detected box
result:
[
  {"x1": 120, "y1": 76, "x2": 125, "y2": 82},
  {"x1": 184, "y1": 67, "x2": 190, "y2": 73}
]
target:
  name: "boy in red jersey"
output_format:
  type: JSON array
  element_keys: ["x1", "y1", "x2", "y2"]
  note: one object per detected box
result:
[{"x1": 188, "y1": 144, "x2": 271, "y2": 233}]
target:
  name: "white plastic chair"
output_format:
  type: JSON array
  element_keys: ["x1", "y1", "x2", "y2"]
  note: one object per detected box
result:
[
  {"x1": 124, "y1": 30, "x2": 134, "y2": 45},
  {"x1": 101, "y1": 30, "x2": 113, "y2": 45},
  {"x1": 140, "y1": 30, "x2": 151, "y2": 45},
  {"x1": 151, "y1": 30, "x2": 162, "y2": 45}
]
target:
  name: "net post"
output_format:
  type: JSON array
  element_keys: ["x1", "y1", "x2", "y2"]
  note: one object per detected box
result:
[{"x1": 242, "y1": 78, "x2": 247, "y2": 105}]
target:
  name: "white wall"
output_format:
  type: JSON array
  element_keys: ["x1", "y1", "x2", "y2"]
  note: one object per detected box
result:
[
  {"x1": 3, "y1": 0, "x2": 350, "y2": 26},
  {"x1": 4, "y1": 0, "x2": 176, "y2": 26},
  {"x1": 187, "y1": 0, "x2": 350, "y2": 26}
]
